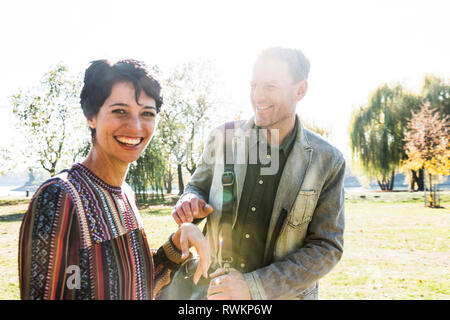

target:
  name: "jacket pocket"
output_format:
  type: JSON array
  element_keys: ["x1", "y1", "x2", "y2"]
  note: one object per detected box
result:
[{"x1": 288, "y1": 190, "x2": 316, "y2": 228}]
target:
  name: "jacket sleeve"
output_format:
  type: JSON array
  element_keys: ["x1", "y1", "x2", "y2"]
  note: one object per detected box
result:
[
  {"x1": 244, "y1": 157, "x2": 346, "y2": 299},
  {"x1": 18, "y1": 182, "x2": 79, "y2": 300}
]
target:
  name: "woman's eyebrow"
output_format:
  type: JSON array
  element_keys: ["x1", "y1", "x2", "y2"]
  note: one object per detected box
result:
[{"x1": 109, "y1": 102, "x2": 129, "y2": 108}]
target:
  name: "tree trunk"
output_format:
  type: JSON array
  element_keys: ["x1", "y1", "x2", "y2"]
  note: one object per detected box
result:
[
  {"x1": 388, "y1": 170, "x2": 395, "y2": 191},
  {"x1": 377, "y1": 179, "x2": 386, "y2": 190},
  {"x1": 177, "y1": 163, "x2": 184, "y2": 195},
  {"x1": 418, "y1": 168, "x2": 424, "y2": 191},
  {"x1": 410, "y1": 169, "x2": 425, "y2": 191}
]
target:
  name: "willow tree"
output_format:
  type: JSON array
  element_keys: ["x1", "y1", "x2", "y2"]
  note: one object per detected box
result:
[
  {"x1": 350, "y1": 84, "x2": 412, "y2": 190},
  {"x1": 421, "y1": 75, "x2": 450, "y2": 117},
  {"x1": 127, "y1": 134, "x2": 168, "y2": 203}
]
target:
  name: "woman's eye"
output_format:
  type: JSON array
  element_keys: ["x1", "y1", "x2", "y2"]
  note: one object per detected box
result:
[
  {"x1": 142, "y1": 111, "x2": 156, "y2": 118},
  {"x1": 112, "y1": 109, "x2": 126, "y2": 115}
]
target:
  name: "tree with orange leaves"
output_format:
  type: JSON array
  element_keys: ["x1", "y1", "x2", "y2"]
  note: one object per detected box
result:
[{"x1": 403, "y1": 102, "x2": 449, "y2": 207}]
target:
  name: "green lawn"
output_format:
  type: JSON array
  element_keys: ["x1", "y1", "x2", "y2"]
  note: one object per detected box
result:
[{"x1": 1, "y1": 191, "x2": 449, "y2": 300}]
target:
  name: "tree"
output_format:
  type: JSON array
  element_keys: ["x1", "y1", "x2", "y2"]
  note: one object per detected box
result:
[
  {"x1": 403, "y1": 102, "x2": 450, "y2": 207},
  {"x1": 350, "y1": 84, "x2": 410, "y2": 190},
  {"x1": 421, "y1": 75, "x2": 450, "y2": 117},
  {"x1": 303, "y1": 120, "x2": 332, "y2": 139},
  {"x1": 11, "y1": 64, "x2": 89, "y2": 177},
  {"x1": 159, "y1": 60, "x2": 218, "y2": 195},
  {"x1": 127, "y1": 134, "x2": 169, "y2": 203}
]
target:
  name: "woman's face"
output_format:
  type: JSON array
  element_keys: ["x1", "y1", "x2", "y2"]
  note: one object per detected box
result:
[{"x1": 87, "y1": 81, "x2": 157, "y2": 165}]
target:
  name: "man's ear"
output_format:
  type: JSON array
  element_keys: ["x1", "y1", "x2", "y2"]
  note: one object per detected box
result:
[{"x1": 294, "y1": 80, "x2": 308, "y2": 102}]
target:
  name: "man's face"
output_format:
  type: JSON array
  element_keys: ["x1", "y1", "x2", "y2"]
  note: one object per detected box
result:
[{"x1": 250, "y1": 57, "x2": 306, "y2": 129}]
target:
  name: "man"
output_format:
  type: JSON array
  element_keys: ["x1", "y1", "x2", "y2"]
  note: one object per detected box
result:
[{"x1": 172, "y1": 47, "x2": 345, "y2": 300}]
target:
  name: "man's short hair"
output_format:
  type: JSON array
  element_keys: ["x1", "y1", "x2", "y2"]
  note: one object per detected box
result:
[
  {"x1": 80, "y1": 59, "x2": 163, "y2": 120},
  {"x1": 258, "y1": 47, "x2": 310, "y2": 82}
]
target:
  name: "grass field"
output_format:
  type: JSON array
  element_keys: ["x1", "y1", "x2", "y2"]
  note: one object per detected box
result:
[{"x1": 0, "y1": 191, "x2": 449, "y2": 300}]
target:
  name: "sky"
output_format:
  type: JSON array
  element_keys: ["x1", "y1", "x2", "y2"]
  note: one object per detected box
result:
[{"x1": 0, "y1": 0, "x2": 449, "y2": 167}]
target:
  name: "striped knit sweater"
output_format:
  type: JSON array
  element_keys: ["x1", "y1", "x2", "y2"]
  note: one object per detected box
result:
[{"x1": 19, "y1": 163, "x2": 179, "y2": 300}]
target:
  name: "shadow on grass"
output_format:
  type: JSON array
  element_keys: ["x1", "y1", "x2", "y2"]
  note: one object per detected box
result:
[
  {"x1": 0, "y1": 213, "x2": 25, "y2": 222},
  {"x1": 0, "y1": 199, "x2": 30, "y2": 207},
  {"x1": 141, "y1": 208, "x2": 172, "y2": 216}
]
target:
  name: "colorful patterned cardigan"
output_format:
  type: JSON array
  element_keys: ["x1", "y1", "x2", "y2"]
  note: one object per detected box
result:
[{"x1": 19, "y1": 163, "x2": 181, "y2": 299}]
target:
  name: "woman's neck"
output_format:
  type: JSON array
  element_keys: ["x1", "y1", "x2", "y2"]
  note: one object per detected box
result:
[{"x1": 81, "y1": 148, "x2": 129, "y2": 187}]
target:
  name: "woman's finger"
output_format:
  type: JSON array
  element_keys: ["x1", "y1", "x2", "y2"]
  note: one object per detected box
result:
[
  {"x1": 180, "y1": 232, "x2": 190, "y2": 260},
  {"x1": 193, "y1": 264, "x2": 202, "y2": 285}
]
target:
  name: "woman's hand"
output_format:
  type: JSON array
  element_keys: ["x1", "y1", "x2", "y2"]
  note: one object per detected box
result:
[{"x1": 171, "y1": 223, "x2": 211, "y2": 285}]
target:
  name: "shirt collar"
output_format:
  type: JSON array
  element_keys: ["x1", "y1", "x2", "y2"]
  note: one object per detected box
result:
[{"x1": 255, "y1": 118, "x2": 298, "y2": 157}]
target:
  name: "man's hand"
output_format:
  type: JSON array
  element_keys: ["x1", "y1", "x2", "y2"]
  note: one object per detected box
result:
[
  {"x1": 207, "y1": 267, "x2": 252, "y2": 300},
  {"x1": 172, "y1": 194, "x2": 214, "y2": 225},
  {"x1": 171, "y1": 223, "x2": 211, "y2": 285}
]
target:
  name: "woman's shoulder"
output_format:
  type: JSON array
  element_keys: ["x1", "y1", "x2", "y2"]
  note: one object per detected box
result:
[{"x1": 31, "y1": 167, "x2": 80, "y2": 206}]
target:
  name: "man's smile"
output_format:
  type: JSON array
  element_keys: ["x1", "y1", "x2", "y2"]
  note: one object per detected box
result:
[{"x1": 256, "y1": 105, "x2": 274, "y2": 111}]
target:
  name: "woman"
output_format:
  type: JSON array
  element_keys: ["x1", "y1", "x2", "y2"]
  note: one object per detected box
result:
[{"x1": 18, "y1": 59, "x2": 210, "y2": 300}]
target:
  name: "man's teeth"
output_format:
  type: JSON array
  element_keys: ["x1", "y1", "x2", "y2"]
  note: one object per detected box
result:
[
  {"x1": 257, "y1": 105, "x2": 272, "y2": 110},
  {"x1": 116, "y1": 137, "x2": 141, "y2": 145}
]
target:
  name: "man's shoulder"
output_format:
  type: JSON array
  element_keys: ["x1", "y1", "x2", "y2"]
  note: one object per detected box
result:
[{"x1": 303, "y1": 128, "x2": 344, "y2": 165}]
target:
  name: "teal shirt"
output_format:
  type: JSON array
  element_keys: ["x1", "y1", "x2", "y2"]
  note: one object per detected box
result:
[{"x1": 232, "y1": 119, "x2": 298, "y2": 273}]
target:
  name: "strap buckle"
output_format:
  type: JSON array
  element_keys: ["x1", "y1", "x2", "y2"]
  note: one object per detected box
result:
[{"x1": 221, "y1": 171, "x2": 235, "y2": 187}]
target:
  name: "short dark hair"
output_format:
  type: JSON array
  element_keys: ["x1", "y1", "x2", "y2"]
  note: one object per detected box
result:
[
  {"x1": 258, "y1": 47, "x2": 310, "y2": 82},
  {"x1": 80, "y1": 59, "x2": 163, "y2": 121}
]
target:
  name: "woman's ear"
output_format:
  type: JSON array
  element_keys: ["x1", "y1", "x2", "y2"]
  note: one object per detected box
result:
[{"x1": 87, "y1": 116, "x2": 97, "y2": 130}]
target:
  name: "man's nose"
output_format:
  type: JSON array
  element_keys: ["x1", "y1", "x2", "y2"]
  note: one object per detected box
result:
[{"x1": 251, "y1": 85, "x2": 266, "y2": 104}]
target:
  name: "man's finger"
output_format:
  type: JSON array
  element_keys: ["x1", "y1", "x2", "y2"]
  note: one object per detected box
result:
[
  {"x1": 203, "y1": 204, "x2": 214, "y2": 214},
  {"x1": 207, "y1": 280, "x2": 228, "y2": 297},
  {"x1": 209, "y1": 267, "x2": 227, "y2": 279},
  {"x1": 207, "y1": 294, "x2": 229, "y2": 300},
  {"x1": 181, "y1": 202, "x2": 193, "y2": 222},
  {"x1": 171, "y1": 209, "x2": 182, "y2": 225},
  {"x1": 176, "y1": 206, "x2": 187, "y2": 223},
  {"x1": 191, "y1": 197, "x2": 200, "y2": 217}
]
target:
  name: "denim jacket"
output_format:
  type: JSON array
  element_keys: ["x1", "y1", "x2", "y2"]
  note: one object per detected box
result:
[{"x1": 182, "y1": 115, "x2": 345, "y2": 300}]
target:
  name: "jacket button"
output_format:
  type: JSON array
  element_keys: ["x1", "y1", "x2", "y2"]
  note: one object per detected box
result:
[
  {"x1": 251, "y1": 206, "x2": 256, "y2": 212},
  {"x1": 245, "y1": 234, "x2": 250, "y2": 239}
]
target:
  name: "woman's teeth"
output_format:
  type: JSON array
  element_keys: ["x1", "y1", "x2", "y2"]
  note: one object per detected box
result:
[{"x1": 115, "y1": 137, "x2": 142, "y2": 146}]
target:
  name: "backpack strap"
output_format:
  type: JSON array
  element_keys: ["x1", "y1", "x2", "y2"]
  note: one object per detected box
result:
[{"x1": 218, "y1": 121, "x2": 235, "y2": 270}]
